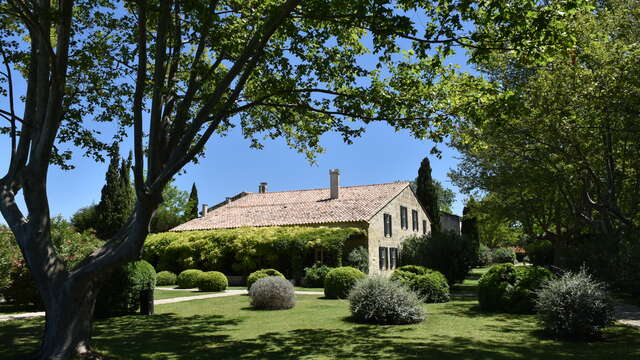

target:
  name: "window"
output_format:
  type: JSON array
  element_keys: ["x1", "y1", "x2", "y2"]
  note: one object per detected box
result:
[
  {"x1": 400, "y1": 206, "x2": 408, "y2": 229},
  {"x1": 383, "y1": 213, "x2": 392, "y2": 237},
  {"x1": 412, "y1": 209, "x2": 419, "y2": 231},
  {"x1": 389, "y1": 248, "x2": 398, "y2": 269},
  {"x1": 422, "y1": 220, "x2": 428, "y2": 235},
  {"x1": 379, "y1": 247, "x2": 389, "y2": 270}
]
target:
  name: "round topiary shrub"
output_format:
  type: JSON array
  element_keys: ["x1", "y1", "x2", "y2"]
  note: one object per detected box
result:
[
  {"x1": 536, "y1": 269, "x2": 615, "y2": 339},
  {"x1": 324, "y1": 266, "x2": 365, "y2": 299},
  {"x1": 303, "y1": 264, "x2": 333, "y2": 288},
  {"x1": 196, "y1": 271, "x2": 228, "y2": 292},
  {"x1": 478, "y1": 263, "x2": 553, "y2": 313},
  {"x1": 412, "y1": 272, "x2": 450, "y2": 303},
  {"x1": 249, "y1": 276, "x2": 296, "y2": 310},
  {"x1": 94, "y1": 260, "x2": 157, "y2": 318},
  {"x1": 156, "y1": 271, "x2": 177, "y2": 286},
  {"x1": 177, "y1": 269, "x2": 204, "y2": 289},
  {"x1": 348, "y1": 276, "x2": 425, "y2": 325},
  {"x1": 246, "y1": 269, "x2": 285, "y2": 290}
]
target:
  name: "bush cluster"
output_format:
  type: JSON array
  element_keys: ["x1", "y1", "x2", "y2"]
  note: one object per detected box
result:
[
  {"x1": 536, "y1": 269, "x2": 615, "y2": 339},
  {"x1": 156, "y1": 271, "x2": 177, "y2": 286},
  {"x1": 95, "y1": 260, "x2": 156, "y2": 318},
  {"x1": 143, "y1": 227, "x2": 366, "y2": 279},
  {"x1": 0, "y1": 218, "x2": 102, "y2": 307},
  {"x1": 249, "y1": 276, "x2": 296, "y2": 310},
  {"x1": 348, "y1": 276, "x2": 425, "y2": 325},
  {"x1": 303, "y1": 264, "x2": 333, "y2": 288},
  {"x1": 491, "y1": 247, "x2": 516, "y2": 264},
  {"x1": 247, "y1": 269, "x2": 285, "y2": 290},
  {"x1": 390, "y1": 265, "x2": 449, "y2": 303},
  {"x1": 400, "y1": 232, "x2": 476, "y2": 284},
  {"x1": 478, "y1": 263, "x2": 553, "y2": 313},
  {"x1": 477, "y1": 244, "x2": 493, "y2": 266},
  {"x1": 324, "y1": 267, "x2": 365, "y2": 299},
  {"x1": 526, "y1": 239, "x2": 554, "y2": 267},
  {"x1": 177, "y1": 269, "x2": 204, "y2": 288},
  {"x1": 196, "y1": 271, "x2": 228, "y2": 292}
]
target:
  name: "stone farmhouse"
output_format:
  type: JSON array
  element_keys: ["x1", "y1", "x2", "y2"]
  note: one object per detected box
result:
[{"x1": 171, "y1": 170, "x2": 433, "y2": 274}]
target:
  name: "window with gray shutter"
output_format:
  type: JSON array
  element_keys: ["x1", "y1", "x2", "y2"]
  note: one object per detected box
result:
[
  {"x1": 423, "y1": 220, "x2": 427, "y2": 234},
  {"x1": 379, "y1": 247, "x2": 388, "y2": 270},
  {"x1": 383, "y1": 213, "x2": 392, "y2": 237},
  {"x1": 412, "y1": 209, "x2": 419, "y2": 231},
  {"x1": 400, "y1": 206, "x2": 408, "y2": 229}
]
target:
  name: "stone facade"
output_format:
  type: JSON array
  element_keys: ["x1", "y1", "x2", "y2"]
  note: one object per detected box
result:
[
  {"x1": 440, "y1": 212, "x2": 462, "y2": 235},
  {"x1": 367, "y1": 186, "x2": 431, "y2": 275}
]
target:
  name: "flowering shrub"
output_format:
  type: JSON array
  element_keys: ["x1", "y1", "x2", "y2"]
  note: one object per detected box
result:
[{"x1": 349, "y1": 276, "x2": 425, "y2": 324}]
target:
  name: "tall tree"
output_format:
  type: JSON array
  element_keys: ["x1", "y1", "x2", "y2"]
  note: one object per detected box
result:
[
  {"x1": 94, "y1": 145, "x2": 134, "y2": 240},
  {"x1": 149, "y1": 180, "x2": 190, "y2": 233},
  {"x1": 461, "y1": 197, "x2": 480, "y2": 255},
  {"x1": 416, "y1": 156, "x2": 441, "y2": 232},
  {"x1": 185, "y1": 183, "x2": 199, "y2": 221},
  {"x1": 0, "y1": 0, "x2": 584, "y2": 358},
  {"x1": 434, "y1": 180, "x2": 456, "y2": 214}
]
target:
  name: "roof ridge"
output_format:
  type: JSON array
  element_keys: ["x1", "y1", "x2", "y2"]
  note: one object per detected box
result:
[{"x1": 241, "y1": 181, "x2": 409, "y2": 195}]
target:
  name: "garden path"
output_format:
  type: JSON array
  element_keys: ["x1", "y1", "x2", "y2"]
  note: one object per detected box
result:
[
  {"x1": 0, "y1": 289, "x2": 325, "y2": 322},
  {"x1": 614, "y1": 302, "x2": 640, "y2": 328}
]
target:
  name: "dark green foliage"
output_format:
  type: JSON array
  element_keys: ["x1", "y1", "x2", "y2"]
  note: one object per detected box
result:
[
  {"x1": 324, "y1": 267, "x2": 365, "y2": 299},
  {"x1": 196, "y1": 271, "x2": 228, "y2": 292},
  {"x1": 415, "y1": 157, "x2": 440, "y2": 232},
  {"x1": 390, "y1": 266, "x2": 449, "y2": 303},
  {"x1": 525, "y1": 239, "x2": 554, "y2": 266},
  {"x1": 400, "y1": 232, "x2": 476, "y2": 284},
  {"x1": 249, "y1": 276, "x2": 296, "y2": 310},
  {"x1": 346, "y1": 246, "x2": 369, "y2": 273},
  {"x1": 348, "y1": 276, "x2": 425, "y2": 324},
  {"x1": 247, "y1": 269, "x2": 284, "y2": 290},
  {"x1": 177, "y1": 269, "x2": 204, "y2": 289},
  {"x1": 303, "y1": 264, "x2": 333, "y2": 288},
  {"x1": 461, "y1": 199, "x2": 480, "y2": 261},
  {"x1": 149, "y1": 180, "x2": 192, "y2": 233},
  {"x1": 0, "y1": 218, "x2": 102, "y2": 307},
  {"x1": 478, "y1": 263, "x2": 553, "y2": 313},
  {"x1": 492, "y1": 247, "x2": 516, "y2": 264},
  {"x1": 70, "y1": 204, "x2": 99, "y2": 233},
  {"x1": 536, "y1": 269, "x2": 615, "y2": 339},
  {"x1": 185, "y1": 183, "x2": 199, "y2": 221},
  {"x1": 94, "y1": 146, "x2": 135, "y2": 240},
  {"x1": 156, "y1": 271, "x2": 177, "y2": 286},
  {"x1": 143, "y1": 227, "x2": 366, "y2": 279},
  {"x1": 94, "y1": 260, "x2": 156, "y2": 318}
]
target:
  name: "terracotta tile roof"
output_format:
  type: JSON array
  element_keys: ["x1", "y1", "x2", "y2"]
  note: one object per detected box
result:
[{"x1": 171, "y1": 181, "x2": 410, "y2": 231}]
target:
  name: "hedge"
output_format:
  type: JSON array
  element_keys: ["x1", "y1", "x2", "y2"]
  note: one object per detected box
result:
[
  {"x1": 143, "y1": 226, "x2": 366, "y2": 279},
  {"x1": 478, "y1": 263, "x2": 553, "y2": 313}
]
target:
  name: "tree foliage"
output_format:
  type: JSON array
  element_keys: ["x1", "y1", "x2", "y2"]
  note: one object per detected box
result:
[
  {"x1": 149, "y1": 180, "x2": 191, "y2": 233},
  {"x1": 185, "y1": 183, "x2": 199, "y2": 221},
  {"x1": 415, "y1": 156, "x2": 440, "y2": 232},
  {"x1": 95, "y1": 146, "x2": 135, "y2": 239}
]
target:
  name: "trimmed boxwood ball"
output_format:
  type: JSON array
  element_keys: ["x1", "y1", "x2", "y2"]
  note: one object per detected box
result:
[
  {"x1": 177, "y1": 269, "x2": 204, "y2": 288},
  {"x1": 246, "y1": 268, "x2": 285, "y2": 290},
  {"x1": 156, "y1": 271, "x2": 177, "y2": 286},
  {"x1": 94, "y1": 260, "x2": 156, "y2": 318},
  {"x1": 536, "y1": 269, "x2": 615, "y2": 339},
  {"x1": 197, "y1": 271, "x2": 228, "y2": 292},
  {"x1": 348, "y1": 276, "x2": 425, "y2": 324},
  {"x1": 249, "y1": 276, "x2": 296, "y2": 310},
  {"x1": 324, "y1": 266, "x2": 365, "y2": 299},
  {"x1": 478, "y1": 263, "x2": 553, "y2": 313},
  {"x1": 390, "y1": 266, "x2": 449, "y2": 303}
]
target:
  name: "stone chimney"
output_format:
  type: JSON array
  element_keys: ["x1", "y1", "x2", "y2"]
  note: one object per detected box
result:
[
  {"x1": 201, "y1": 204, "x2": 208, "y2": 217},
  {"x1": 258, "y1": 182, "x2": 268, "y2": 193},
  {"x1": 330, "y1": 169, "x2": 340, "y2": 199}
]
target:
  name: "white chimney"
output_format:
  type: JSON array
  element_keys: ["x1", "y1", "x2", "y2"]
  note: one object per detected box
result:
[
  {"x1": 201, "y1": 204, "x2": 208, "y2": 217},
  {"x1": 330, "y1": 169, "x2": 340, "y2": 199},
  {"x1": 258, "y1": 182, "x2": 268, "y2": 193}
]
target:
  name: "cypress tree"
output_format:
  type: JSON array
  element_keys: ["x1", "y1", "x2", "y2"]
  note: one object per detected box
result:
[
  {"x1": 462, "y1": 197, "x2": 481, "y2": 259},
  {"x1": 416, "y1": 156, "x2": 441, "y2": 233},
  {"x1": 95, "y1": 145, "x2": 135, "y2": 240},
  {"x1": 185, "y1": 183, "x2": 199, "y2": 220}
]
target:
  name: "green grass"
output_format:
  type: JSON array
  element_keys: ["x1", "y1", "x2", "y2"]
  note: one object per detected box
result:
[
  {"x1": 451, "y1": 267, "x2": 489, "y2": 295},
  {"x1": 0, "y1": 303, "x2": 40, "y2": 315},
  {"x1": 1, "y1": 294, "x2": 638, "y2": 359},
  {"x1": 154, "y1": 289, "x2": 223, "y2": 300}
]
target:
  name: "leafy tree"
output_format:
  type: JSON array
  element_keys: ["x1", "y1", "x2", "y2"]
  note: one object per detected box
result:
[
  {"x1": 415, "y1": 156, "x2": 441, "y2": 232},
  {"x1": 461, "y1": 197, "x2": 480, "y2": 260},
  {"x1": 447, "y1": 0, "x2": 639, "y2": 286},
  {"x1": 185, "y1": 183, "x2": 199, "y2": 221},
  {"x1": 70, "y1": 204, "x2": 98, "y2": 234},
  {"x1": 435, "y1": 180, "x2": 456, "y2": 214},
  {"x1": 0, "y1": 0, "x2": 586, "y2": 357},
  {"x1": 149, "y1": 180, "x2": 191, "y2": 233}
]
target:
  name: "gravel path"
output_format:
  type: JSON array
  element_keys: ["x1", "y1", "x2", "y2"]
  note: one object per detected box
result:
[
  {"x1": 614, "y1": 302, "x2": 640, "y2": 328},
  {"x1": 0, "y1": 289, "x2": 325, "y2": 322}
]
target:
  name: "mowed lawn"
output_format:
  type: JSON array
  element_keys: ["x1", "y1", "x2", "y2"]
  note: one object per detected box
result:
[{"x1": 1, "y1": 294, "x2": 639, "y2": 360}]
